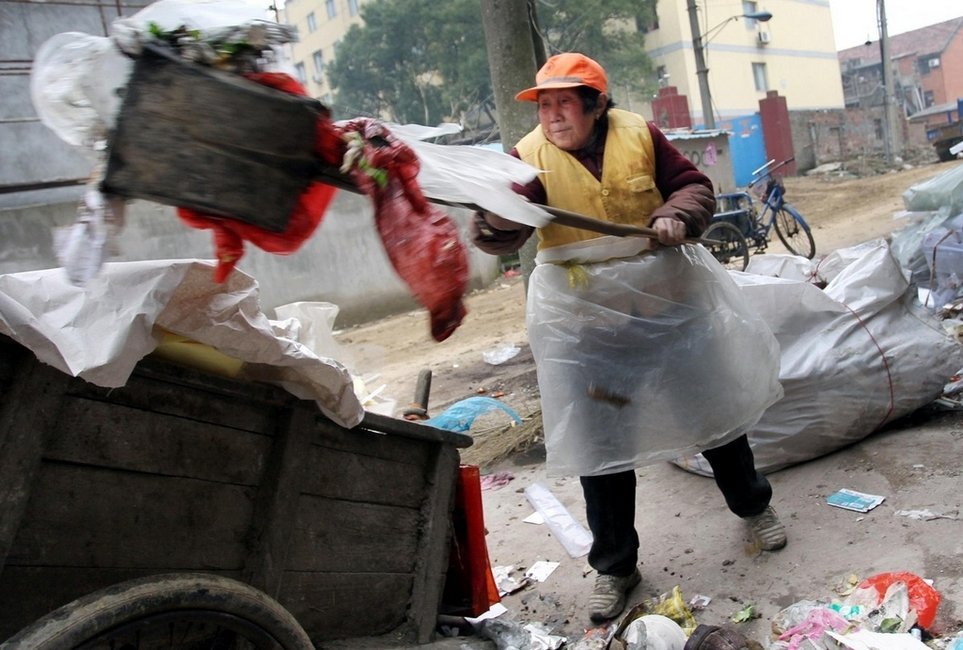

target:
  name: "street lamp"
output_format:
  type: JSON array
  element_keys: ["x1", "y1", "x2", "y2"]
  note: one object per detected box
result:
[{"x1": 686, "y1": 0, "x2": 773, "y2": 129}]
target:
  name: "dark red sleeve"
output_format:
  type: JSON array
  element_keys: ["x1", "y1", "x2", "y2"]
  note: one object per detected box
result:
[{"x1": 646, "y1": 123, "x2": 716, "y2": 237}]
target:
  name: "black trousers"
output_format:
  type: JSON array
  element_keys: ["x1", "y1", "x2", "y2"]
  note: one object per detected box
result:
[{"x1": 579, "y1": 434, "x2": 772, "y2": 576}]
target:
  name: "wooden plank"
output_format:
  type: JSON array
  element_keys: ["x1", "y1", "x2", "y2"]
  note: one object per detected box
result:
[
  {"x1": 299, "y1": 444, "x2": 428, "y2": 507},
  {"x1": 67, "y1": 367, "x2": 280, "y2": 435},
  {"x1": 44, "y1": 395, "x2": 270, "y2": 486},
  {"x1": 0, "y1": 342, "x2": 71, "y2": 575},
  {"x1": 408, "y1": 444, "x2": 460, "y2": 643},
  {"x1": 278, "y1": 571, "x2": 413, "y2": 642},
  {"x1": 286, "y1": 496, "x2": 420, "y2": 574},
  {"x1": 313, "y1": 417, "x2": 433, "y2": 467},
  {"x1": 361, "y1": 411, "x2": 473, "y2": 449},
  {"x1": 7, "y1": 464, "x2": 253, "y2": 569},
  {"x1": 242, "y1": 406, "x2": 313, "y2": 597},
  {"x1": 0, "y1": 566, "x2": 244, "y2": 642}
]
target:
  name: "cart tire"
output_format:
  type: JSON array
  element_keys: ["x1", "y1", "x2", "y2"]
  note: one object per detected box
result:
[
  {"x1": 772, "y1": 205, "x2": 816, "y2": 258},
  {"x1": 0, "y1": 573, "x2": 314, "y2": 650},
  {"x1": 703, "y1": 221, "x2": 750, "y2": 271}
]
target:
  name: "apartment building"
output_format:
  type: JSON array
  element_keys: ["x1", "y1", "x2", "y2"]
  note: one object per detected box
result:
[
  {"x1": 283, "y1": 0, "x2": 371, "y2": 104},
  {"x1": 641, "y1": 0, "x2": 845, "y2": 126}
]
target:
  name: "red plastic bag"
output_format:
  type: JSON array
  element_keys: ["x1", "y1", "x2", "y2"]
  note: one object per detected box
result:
[
  {"x1": 858, "y1": 571, "x2": 940, "y2": 629},
  {"x1": 340, "y1": 118, "x2": 468, "y2": 342}
]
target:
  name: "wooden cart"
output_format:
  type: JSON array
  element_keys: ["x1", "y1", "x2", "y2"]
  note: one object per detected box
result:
[{"x1": 0, "y1": 334, "x2": 471, "y2": 647}]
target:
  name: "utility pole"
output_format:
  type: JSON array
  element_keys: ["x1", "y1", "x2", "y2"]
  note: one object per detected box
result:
[
  {"x1": 878, "y1": 0, "x2": 900, "y2": 162},
  {"x1": 686, "y1": 0, "x2": 715, "y2": 129},
  {"x1": 479, "y1": 0, "x2": 544, "y2": 291}
]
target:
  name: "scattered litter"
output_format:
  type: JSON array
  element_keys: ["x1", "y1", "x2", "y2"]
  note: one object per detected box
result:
[
  {"x1": 483, "y1": 342, "x2": 521, "y2": 365},
  {"x1": 826, "y1": 489, "x2": 886, "y2": 513},
  {"x1": 858, "y1": 571, "x2": 941, "y2": 630},
  {"x1": 463, "y1": 602, "x2": 508, "y2": 625},
  {"x1": 688, "y1": 594, "x2": 712, "y2": 610},
  {"x1": 475, "y1": 617, "x2": 566, "y2": 650},
  {"x1": 611, "y1": 613, "x2": 686, "y2": 650},
  {"x1": 827, "y1": 629, "x2": 930, "y2": 650},
  {"x1": 894, "y1": 509, "x2": 959, "y2": 521},
  {"x1": 424, "y1": 396, "x2": 522, "y2": 432},
  {"x1": 637, "y1": 586, "x2": 698, "y2": 635},
  {"x1": 480, "y1": 471, "x2": 515, "y2": 491},
  {"x1": 731, "y1": 603, "x2": 758, "y2": 623},
  {"x1": 523, "y1": 482, "x2": 593, "y2": 558},
  {"x1": 523, "y1": 560, "x2": 559, "y2": 583},
  {"x1": 491, "y1": 565, "x2": 528, "y2": 597}
]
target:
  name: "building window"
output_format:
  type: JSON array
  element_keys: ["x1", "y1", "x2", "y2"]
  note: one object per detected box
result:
[
  {"x1": 294, "y1": 62, "x2": 307, "y2": 85},
  {"x1": 752, "y1": 62, "x2": 768, "y2": 91},
  {"x1": 348, "y1": 0, "x2": 359, "y2": 16},
  {"x1": 656, "y1": 65, "x2": 669, "y2": 86},
  {"x1": 306, "y1": 12, "x2": 316, "y2": 32},
  {"x1": 874, "y1": 118, "x2": 884, "y2": 140},
  {"x1": 312, "y1": 50, "x2": 324, "y2": 80},
  {"x1": 923, "y1": 90, "x2": 935, "y2": 108},
  {"x1": 742, "y1": 1, "x2": 758, "y2": 27},
  {"x1": 326, "y1": 0, "x2": 336, "y2": 18}
]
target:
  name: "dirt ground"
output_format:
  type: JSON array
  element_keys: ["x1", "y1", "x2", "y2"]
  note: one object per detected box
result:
[{"x1": 331, "y1": 157, "x2": 963, "y2": 649}]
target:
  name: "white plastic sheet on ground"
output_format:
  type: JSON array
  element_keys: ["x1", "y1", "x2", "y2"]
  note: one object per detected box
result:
[
  {"x1": 675, "y1": 241, "x2": 963, "y2": 475},
  {"x1": 0, "y1": 260, "x2": 363, "y2": 428}
]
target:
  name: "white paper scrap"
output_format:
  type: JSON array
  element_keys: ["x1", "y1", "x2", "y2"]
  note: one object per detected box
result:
[
  {"x1": 523, "y1": 512, "x2": 545, "y2": 525},
  {"x1": 826, "y1": 629, "x2": 930, "y2": 650},
  {"x1": 524, "y1": 560, "x2": 560, "y2": 583}
]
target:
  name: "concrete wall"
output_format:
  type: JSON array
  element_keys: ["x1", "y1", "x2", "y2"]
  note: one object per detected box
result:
[
  {"x1": 0, "y1": 187, "x2": 500, "y2": 327},
  {"x1": 788, "y1": 107, "x2": 933, "y2": 169}
]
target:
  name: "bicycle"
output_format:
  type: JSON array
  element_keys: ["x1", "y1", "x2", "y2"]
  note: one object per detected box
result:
[{"x1": 703, "y1": 157, "x2": 816, "y2": 270}]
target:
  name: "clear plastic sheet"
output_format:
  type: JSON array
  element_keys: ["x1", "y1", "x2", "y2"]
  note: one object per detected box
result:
[{"x1": 528, "y1": 243, "x2": 783, "y2": 477}]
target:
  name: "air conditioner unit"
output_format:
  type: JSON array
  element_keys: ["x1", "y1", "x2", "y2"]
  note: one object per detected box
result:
[{"x1": 757, "y1": 30, "x2": 771, "y2": 44}]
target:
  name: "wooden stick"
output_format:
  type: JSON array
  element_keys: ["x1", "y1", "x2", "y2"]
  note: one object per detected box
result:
[{"x1": 315, "y1": 165, "x2": 710, "y2": 243}]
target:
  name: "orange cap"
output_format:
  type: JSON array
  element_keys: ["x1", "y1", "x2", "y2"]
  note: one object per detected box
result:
[{"x1": 515, "y1": 53, "x2": 608, "y2": 102}]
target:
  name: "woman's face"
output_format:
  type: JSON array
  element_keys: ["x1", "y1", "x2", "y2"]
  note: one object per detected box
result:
[{"x1": 537, "y1": 88, "x2": 603, "y2": 151}]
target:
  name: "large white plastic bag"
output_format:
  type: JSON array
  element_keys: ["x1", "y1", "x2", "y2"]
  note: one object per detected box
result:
[
  {"x1": 679, "y1": 242, "x2": 963, "y2": 476},
  {"x1": 30, "y1": 32, "x2": 133, "y2": 148},
  {"x1": 527, "y1": 244, "x2": 783, "y2": 477}
]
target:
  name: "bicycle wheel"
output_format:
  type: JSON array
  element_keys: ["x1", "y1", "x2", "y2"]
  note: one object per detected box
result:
[
  {"x1": 773, "y1": 204, "x2": 816, "y2": 258},
  {"x1": 702, "y1": 221, "x2": 750, "y2": 271},
  {"x1": 0, "y1": 573, "x2": 314, "y2": 650}
]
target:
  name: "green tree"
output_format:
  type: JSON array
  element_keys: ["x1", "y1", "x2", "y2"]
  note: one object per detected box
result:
[{"x1": 326, "y1": 0, "x2": 657, "y2": 127}]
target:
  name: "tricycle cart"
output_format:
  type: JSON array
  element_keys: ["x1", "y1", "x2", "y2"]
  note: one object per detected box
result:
[{"x1": 0, "y1": 333, "x2": 471, "y2": 648}]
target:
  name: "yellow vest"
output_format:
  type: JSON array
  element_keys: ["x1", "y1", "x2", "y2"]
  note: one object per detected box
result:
[{"x1": 516, "y1": 109, "x2": 664, "y2": 251}]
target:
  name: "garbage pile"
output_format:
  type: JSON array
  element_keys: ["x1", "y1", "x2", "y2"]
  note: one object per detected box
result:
[{"x1": 462, "y1": 569, "x2": 962, "y2": 650}]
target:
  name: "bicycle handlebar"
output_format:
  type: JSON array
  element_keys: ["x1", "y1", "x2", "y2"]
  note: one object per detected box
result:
[{"x1": 748, "y1": 157, "x2": 795, "y2": 187}]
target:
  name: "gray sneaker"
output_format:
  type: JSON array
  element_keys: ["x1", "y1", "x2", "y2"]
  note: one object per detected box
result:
[
  {"x1": 588, "y1": 568, "x2": 641, "y2": 623},
  {"x1": 744, "y1": 505, "x2": 787, "y2": 551}
]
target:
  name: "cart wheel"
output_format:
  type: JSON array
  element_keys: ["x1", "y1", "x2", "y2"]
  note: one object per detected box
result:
[
  {"x1": 702, "y1": 221, "x2": 750, "y2": 271},
  {"x1": 0, "y1": 573, "x2": 314, "y2": 650},
  {"x1": 773, "y1": 205, "x2": 816, "y2": 259}
]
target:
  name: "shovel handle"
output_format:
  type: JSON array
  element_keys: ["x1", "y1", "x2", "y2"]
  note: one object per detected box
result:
[{"x1": 315, "y1": 165, "x2": 678, "y2": 241}]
